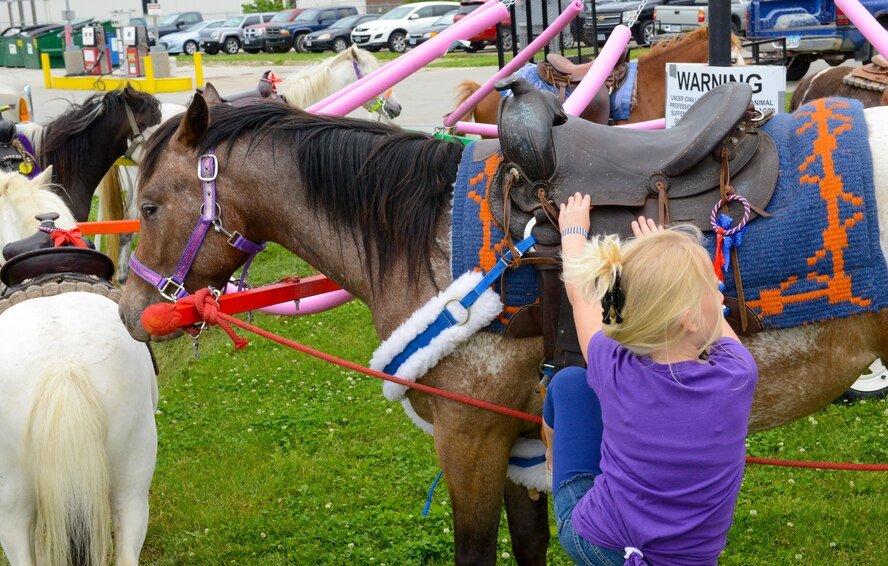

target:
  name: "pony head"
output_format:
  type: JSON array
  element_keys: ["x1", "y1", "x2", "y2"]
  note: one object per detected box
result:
[{"x1": 0, "y1": 167, "x2": 76, "y2": 261}]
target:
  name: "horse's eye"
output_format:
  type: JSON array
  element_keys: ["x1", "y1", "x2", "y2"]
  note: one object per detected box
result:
[{"x1": 141, "y1": 203, "x2": 159, "y2": 218}]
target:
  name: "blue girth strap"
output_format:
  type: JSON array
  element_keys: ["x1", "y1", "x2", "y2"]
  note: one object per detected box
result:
[{"x1": 383, "y1": 235, "x2": 537, "y2": 375}]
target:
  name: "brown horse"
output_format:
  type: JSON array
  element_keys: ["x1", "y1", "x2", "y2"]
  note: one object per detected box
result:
[
  {"x1": 790, "y1": 64, "x2": 888, "y2": 111},
  {"x1": 454, "y1": 26, "x2": 745, "y2": 126},
  {"x1": 118, "y1": 96, "x2": 888, "y2": 564}
]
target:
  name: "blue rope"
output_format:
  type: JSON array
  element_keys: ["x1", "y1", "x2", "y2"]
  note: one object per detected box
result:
[{"x1": 422, "y1": 470, "x2": 444, "y2": 517}]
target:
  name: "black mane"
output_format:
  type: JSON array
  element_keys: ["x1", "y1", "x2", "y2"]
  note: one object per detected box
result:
[
  {"x1": 40, "y1": 88, "x2": 157, "y2": 187},
  {"x1": 142, "y1": 102, "x2": 466, "y2": 285}
]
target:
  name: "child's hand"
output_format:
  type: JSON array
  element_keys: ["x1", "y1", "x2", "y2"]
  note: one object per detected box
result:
[
  {"x1": 559, "y1": 193, "x2": 591, "y2": 235},
  {"x1": 631, "y1": 216, "x2": 664, "y2": 239}
]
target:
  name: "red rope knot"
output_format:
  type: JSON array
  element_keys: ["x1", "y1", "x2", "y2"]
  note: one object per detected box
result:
[{"x1": 191, "y1": 288, "x2": 250, "y2": 350}]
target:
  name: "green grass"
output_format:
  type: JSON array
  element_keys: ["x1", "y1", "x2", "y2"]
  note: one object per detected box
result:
[
  {"x1": 1, "y1": 242, "x2": 886, "y2": 564},
  {"x1": 176, "y1": 46, "x2": 650, "y2": 69}
]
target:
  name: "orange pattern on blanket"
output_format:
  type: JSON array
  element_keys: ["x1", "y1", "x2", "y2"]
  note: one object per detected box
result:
[
  {"x1": 467, "y1": 152, "x2": 506, "y2": 273},
  {"x1": 746, "y1": 99, "x2": 872, "y2": 316}
]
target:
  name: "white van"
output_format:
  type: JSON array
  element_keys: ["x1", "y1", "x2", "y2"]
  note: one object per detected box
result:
[{"x1": 351, "y1": 2, "x2": 458, "y2": 53}]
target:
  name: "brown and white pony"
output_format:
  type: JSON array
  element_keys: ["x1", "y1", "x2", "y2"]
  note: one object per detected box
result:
[
  {"x1": 790, "y1": 65, "x2": 888, "y2": 111},
  {"x1": 118, "y1": 97, "x2": 888, "y2": 564}
]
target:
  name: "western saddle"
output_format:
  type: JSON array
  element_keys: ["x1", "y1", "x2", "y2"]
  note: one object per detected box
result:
[
  {"x1": 844, "y1": 54, "x2": 888, "y2": 102},
  {"x1": 536, "y1": 51, "x2": 633, "y2": 103},
  {"x1": 486, "y1": 78, "x2": 776, "y2": 369}
]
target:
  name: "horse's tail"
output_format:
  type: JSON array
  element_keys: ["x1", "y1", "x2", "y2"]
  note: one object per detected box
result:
[
  {"x1": 452, "y1": 80, "x2": 482, "y2": 121},
  {"x1": 97, "y1": 165, "x2": 124, "y2": 271},
  {"x1": 27, "y1": 362, "x2": 112, "y2": 566}
]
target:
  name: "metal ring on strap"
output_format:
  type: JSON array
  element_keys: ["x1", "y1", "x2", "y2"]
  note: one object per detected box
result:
[
  {"x1": 444, "y1": 297, "x2": 470, "y2": 326},
  {"x1": 709, "y1": 194, "x2": 751, "y2": 235}
]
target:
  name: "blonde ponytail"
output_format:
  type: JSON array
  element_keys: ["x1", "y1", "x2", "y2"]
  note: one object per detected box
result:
[{"x1": 563, "y1": 225, "x2": 721, "y2": 358}]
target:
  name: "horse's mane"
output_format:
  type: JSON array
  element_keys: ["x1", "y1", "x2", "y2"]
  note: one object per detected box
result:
[
  {"x1": 648, "y1": 25, "x2": 741, "y2": 57},
  {"x1": 39, "y1": 88, "x2": 155, "y2": 187},
  {"x1": 141, "y1": 102, "x2": 465, "y2": 285},
  {"x1": 278, "y1": 48, "x2": 375, "y2": 108},
  {"x1": 0, "y1": 170, "x2": 76, "y2": 259}
]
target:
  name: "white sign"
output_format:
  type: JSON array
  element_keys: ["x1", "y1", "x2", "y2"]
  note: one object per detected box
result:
[
  {"x1": 147, "y1": 3, "x2": 162, "y2": 16},
  {"x1": 665, "y1": 63, "x2": 787, "y2": 128},
  {"x1": 8, "y1": 44, "x2": 15, "y2": 55}
]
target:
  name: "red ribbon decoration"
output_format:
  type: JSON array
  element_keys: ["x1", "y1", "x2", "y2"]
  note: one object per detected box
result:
[
  {"x1": 49, "y1": 227, "x2": 89, "y2": 248},
  {"x1": 713, "y1": 227, "x2": 726, "y2": 282}
]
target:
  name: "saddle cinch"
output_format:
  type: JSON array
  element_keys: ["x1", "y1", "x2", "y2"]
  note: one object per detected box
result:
[{"x1": 482, "y1": 78, "x2": 778, "y2": 368}]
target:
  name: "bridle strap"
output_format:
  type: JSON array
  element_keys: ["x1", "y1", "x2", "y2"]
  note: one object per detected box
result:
[
  {"x1": 123, "y1": 102, "x2": 148, "y2": 162},
  {"x1": 128, "y1": 149, "x2": 266, "y2": 302}
]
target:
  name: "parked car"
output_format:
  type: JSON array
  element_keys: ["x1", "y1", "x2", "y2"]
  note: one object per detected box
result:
[
  {"x1": 747, "y1": 0, "x2": 888, "y2": 80},
  {"x1": 243, "y1": 8, "x2": 304, "y2": 53},
  {"x1": 452, "y1": 0, "x2": 513, "y2": 52},
  {"x1": 146, "y1": 11, "x2": 203, "y2": 45},
  {"x1": 578, "y1": 0, "x2": 695, "y2": 47},
  {"x1": 653, "y1": 0, "x2": 747, "y2": 35},
  {"x1": 351, "y1": 2, "x2": 459, "y2": 53},
  {"x1": 408, "y1": 10, "x2": 458, "y2": 47},
  {"x1": 200, "y1": 12, "x2": 276, "y2": 55},
  {"x1": 303, "y1": 14, "x2": 379, "y2": 52},
  {"x1": 265, "y1": 6, "x2": 359, "y2": 53},
  {"x1": 160, "y1": 20, "x2": 223, "y2": 55}
]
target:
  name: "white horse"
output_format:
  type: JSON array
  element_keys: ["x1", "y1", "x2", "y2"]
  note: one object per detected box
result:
[
  {"x1": 0, "y1": 170, "x2": 158, "y2": 566},
  {"x1": 277, "y1": 44, "x2": 403, "y2": 119}
]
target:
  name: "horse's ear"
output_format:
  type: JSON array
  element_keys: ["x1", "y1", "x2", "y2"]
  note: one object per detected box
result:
[
  {"x1": 34, "y1": 165, "x2": 53, "y2": 186},
  {"x1": 175, "y1": 93, "x2": 209, "y2": 147},
  {"x1": 202, "y1": 83, "x2": 223, "y2": 106}
]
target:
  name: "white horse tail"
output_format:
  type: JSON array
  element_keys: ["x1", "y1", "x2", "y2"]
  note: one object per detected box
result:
[
  {"x1": 27, "y1": 362, "x2": 112, "y2": 566},
  {"x1": 97, "y1": 165, "x2": 124, "y2": 272}
]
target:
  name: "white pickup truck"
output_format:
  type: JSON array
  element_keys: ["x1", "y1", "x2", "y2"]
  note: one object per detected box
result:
[{"x1": 653, "y1": 0, "x2": 748, "y2": 35}]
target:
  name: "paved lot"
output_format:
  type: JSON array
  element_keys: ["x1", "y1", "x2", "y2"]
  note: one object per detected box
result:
[{"x1": 0, "y1": 55, "x2": 851, "y2": 128}]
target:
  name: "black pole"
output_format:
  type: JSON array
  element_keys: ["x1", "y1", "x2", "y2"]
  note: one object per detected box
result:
[
  {"x1": 510, "y1": 3, "x2": 518, "y2": 58},
  {"x1": 591, "y1": 0, "x2": 599, "y2": 57},
  {"x1": 496, "y1": 22, "x2": 505, "y2": 69},
  {"x1": 541, "y1": 0, "x2": 550, "y2": 57},
  {"x1": 525, "y1": 0, "x2": 534, "y2": 60},
  {"x1": 709, "y1": 0, "x2": 731, "y2": 66}
]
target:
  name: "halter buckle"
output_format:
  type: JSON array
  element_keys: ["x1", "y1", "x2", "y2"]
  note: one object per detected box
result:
[
  {"x1": 197, "y1": 153, "x2": 218, "y2": 182},
  {"x1": 226, "y1": 230, "x2": 244, "y2": 247},
  {"x1": 159, "y1": 279, "x2": 185, "y2": 302}
]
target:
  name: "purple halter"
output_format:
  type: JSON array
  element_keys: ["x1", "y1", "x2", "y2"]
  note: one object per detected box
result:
[{"x1": 128, "y1": 150, "x2": 266, "y2": 301}]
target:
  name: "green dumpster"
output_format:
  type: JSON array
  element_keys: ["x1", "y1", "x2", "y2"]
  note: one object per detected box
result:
[
  {"x1": 21, "y1": 24, "x2": 64, "y2": 69},
  {"x1": 1, "y1": 25, "x2": 45, "y2": 68},
  {"x1": 36, "y1": 19, "x2": 116, "y2": 69}
]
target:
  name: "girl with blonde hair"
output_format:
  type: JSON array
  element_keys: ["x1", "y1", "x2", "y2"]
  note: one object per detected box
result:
[{"x1": 544, "y1": 193, "x2": 757, "y2": 565}]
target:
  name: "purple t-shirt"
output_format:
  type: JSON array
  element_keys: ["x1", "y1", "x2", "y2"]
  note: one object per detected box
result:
[{"x1": 573, "y1": 332, "x2": 757, "y2": 565}]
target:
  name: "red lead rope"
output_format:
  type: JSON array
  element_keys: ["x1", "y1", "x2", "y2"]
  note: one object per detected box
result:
[{"x1": 148, "y1": 289, "x2": 888, "y2": 471}]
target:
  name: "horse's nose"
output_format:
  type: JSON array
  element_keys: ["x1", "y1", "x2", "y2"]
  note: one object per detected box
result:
[{"x1": 384, "y1": 98, "x2": 402, "y2": 119}]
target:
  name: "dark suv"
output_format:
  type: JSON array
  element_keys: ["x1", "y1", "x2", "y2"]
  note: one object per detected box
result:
[
  {"x1": 578, "y1": 0, "x2": 693, "y2": 46},
  {"x1": 264, "y1": 6, "x2": 359, "y2": 53}
]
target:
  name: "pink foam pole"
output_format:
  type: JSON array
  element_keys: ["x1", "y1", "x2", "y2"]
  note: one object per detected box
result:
[
  {"x1": 443, "y1": 0, "x2": 584, "y2": 126},
  {"x1": 562, "y1": 24, "x2": 632, "y2": 116},
  {"x1": 319, "y1": 3, "x2": 509, "y2": 116},
  {"x1": 455, "y1": 116, "x2": 665, "y2": 136},
  {"x1": 834, "y1": 0, "x2": 888, "y2": 58},
  {"x1": 307, "y1": 0, "x2": 502, "y2": 113},
  {"x1": 225, "y1": 283, "x2": 354, "y2": 316}
]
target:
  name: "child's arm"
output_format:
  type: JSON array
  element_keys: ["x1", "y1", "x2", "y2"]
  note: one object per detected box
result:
[
  {"x1": 543, "y1": 421, "x2": 554, "y2": 472},
  {"x1": 722, "y1": 315, "x2": 741, "y2": 343},
  {"x1": 559, "y1": 193, "x2": 601, "y2": 361}
]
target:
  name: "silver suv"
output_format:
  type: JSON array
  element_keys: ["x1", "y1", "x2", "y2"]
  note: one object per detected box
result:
[{"x1": 199, "y1": 12, "x2": 275, "y2": 54}]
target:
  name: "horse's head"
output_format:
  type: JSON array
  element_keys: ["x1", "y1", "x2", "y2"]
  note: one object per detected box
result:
[
  {"x1": 347, "y1": 45, "x2": 402, "y2": 119},
  {"x1": 119, "y1": 94, "x2": 256, "y2": 342}
]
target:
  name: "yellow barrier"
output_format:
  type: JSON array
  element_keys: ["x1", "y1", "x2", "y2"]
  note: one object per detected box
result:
[{"x1": 41, "y1": 52, "x2": 202, "y2": 94}]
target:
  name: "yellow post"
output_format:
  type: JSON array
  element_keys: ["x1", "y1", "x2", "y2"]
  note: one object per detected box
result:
[
  {"x1": 144, "y1": 55, "x2": 156, "y2": 94},
  {"x1": 193, "y1": 52, "x2": 204, "y2": 88},
  {"x1": 41, "y1": 53, "x2": 52, "y2": 88}
]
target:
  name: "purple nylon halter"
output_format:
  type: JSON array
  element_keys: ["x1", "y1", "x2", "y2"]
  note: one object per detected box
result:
[{"x1": 128, "y1": 150, "x2": 266, "y2": 301}]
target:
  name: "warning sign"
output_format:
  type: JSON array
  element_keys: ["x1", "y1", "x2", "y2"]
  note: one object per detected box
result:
[{"x1": 665, "y1": 63, "x2": 787, "y2": 128}]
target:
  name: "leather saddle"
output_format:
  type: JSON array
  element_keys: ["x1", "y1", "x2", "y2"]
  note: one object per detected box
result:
[
  {"x1": 0, "y1": 119, "x2": 27, "y2": 174},
  {"x1": 196, "y1": 70, "x2": 283, "y2": 107},
  {"x1": 537, "y1": 50, "x2": 631, "y2": 101},
  {"x1": 490, "y1": 77, "x2": 778, "y2": 245},
  {"x1": 0, "y1": 213, "x2": 114, "y2": 288},
  {"x1": 844, "y1": 54, "x2": 888, "y2": 92}
]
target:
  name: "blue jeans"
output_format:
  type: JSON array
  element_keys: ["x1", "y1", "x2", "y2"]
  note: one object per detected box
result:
[{"x1": 554, "y1": 475, "x2": 627, "y2": 566}]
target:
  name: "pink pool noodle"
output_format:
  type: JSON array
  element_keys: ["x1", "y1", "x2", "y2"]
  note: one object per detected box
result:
[
  {"x1": 443, "y1": 0, "x2": 584, "y2": 126},
  {"x1": 454, "y1": 117, "x2": 665, "y2": 136},
  {"x1": 562, "y1": 24, "x2": 632, "y2": 116},
  {"x1": 834, "y1": 0, "x2": 888, "y2": 58},
  {"x1": 319, "y1": 2, "x2": 509, "y2": 116},
  {"x1": 225, "y1": 283, "x2": 354, "y2": 316},
  {"x1": 307, "y1": 0, "x2": 502, "y2": 113}
]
